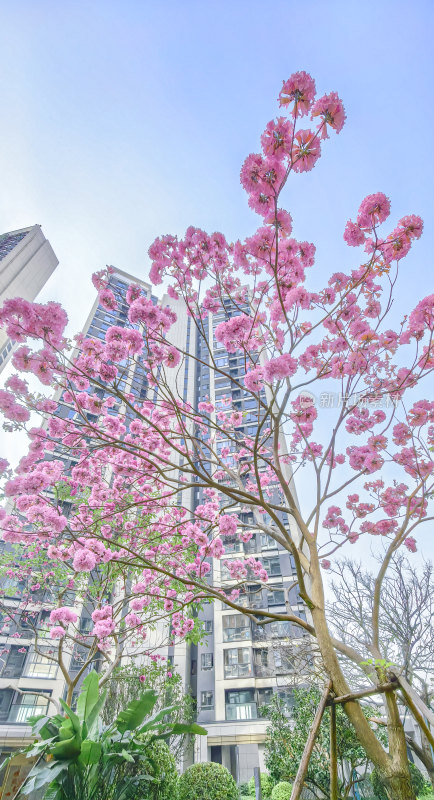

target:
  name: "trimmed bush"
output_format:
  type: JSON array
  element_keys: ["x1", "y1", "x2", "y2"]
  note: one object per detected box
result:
[
  {"x1": 178, "y1": 762, "x2": 238, "y2": 800},
  {"x1": 271, "y1": 781, "x2": 293, "y2": 800},
  {"x1": 142, "y1": 739, "x2": 178, "y2": 800},
  {"x1": 248, "y1": 772, "x2": 274, "y2": 799}
]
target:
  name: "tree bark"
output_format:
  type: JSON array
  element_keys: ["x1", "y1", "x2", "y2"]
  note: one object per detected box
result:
[{"x1": 308, "y1": 550, "x2": 416, "y2": 800}]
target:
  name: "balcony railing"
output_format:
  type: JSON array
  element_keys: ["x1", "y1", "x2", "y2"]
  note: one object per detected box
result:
[{"x1": 225, "y1": 702, "x2": 257, "y2": 721}]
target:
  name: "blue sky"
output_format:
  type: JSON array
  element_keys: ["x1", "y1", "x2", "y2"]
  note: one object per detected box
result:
[{"x1": 1, "y1": 0, "x2": 433, "y2": 562}]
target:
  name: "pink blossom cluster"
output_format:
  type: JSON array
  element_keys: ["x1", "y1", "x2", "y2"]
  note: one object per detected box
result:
[{"x1": 91, "y1": 606, "x2": 115, "y2": 639}]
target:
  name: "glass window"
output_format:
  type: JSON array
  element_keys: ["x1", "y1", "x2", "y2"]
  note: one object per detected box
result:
[
  {"x1": 225, "y1": 688, "x2": 256, "y2": 720},
  {"x1": 224, "y1": 648, "x2": 252, "y2": 678},
  {"x1": 254, "y1": 648, "x2": 269, "y2": 667},
  {"x1": 267, "y1": 586, "x2": 285, "y2": 606},
  {"x1": 204, "y1": 620, "x2": 213, "y2": 633},
  {"x1": 11, "y1": 693, "x2": 50, "y2": 723},
  {"x1": 223, "y1": 614, "x2": 250, "y2": 642},
  {"x1": 201, "y1": 691, "x2": 214, "y2": 709},
  {"x1": 262, "y1": 556, "x2": 281, "y2": 576},
  {"x1": 260, "y1": 533, "x2": 276, "y2": 550},
  {"x1": 257, "y1": 688, "x2": 273, "y2": 707},
  {"x1": 26, "y1": 647, "x2": 58, "y2": 678},
  {"x1": 278, "y1": 688, "x2": 295, "y2": 711},
  {"x1": 70, "y1": 645, "x2": 88, "y2": 672},
  {"x1": 1, "y1": 646, "x2": 28, "y2": 678},
  {"x1": 18, "y1": 612, "x2": 38, "y2": 638},
  {"x1": 201, "y1": 653, "x2": 213, "y2": 670}
]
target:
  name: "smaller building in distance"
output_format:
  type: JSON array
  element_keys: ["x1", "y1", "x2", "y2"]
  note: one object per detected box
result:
[{"x1": 0, "y1": 225, "x2": 59, "y2": 373}]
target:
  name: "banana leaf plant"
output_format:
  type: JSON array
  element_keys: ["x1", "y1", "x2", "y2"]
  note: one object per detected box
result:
[{"x1": 13, "y1": 671, "x2": 206, "y2": 800}]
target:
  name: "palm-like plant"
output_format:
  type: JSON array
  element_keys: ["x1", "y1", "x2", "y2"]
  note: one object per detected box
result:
[{"x1": 14, "y1": 672, "x2": 205, "y2": 800}]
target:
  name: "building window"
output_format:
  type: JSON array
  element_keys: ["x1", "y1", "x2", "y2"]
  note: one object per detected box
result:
[
  {"x1": 277, "y1": 688, "x2": 295, "y2": 712},
  {"x1": 252, "y1": 619, "x2": 291, "y2": 640},
  {"x1": 201, "y1": 691, "x2": 214, "y2": 709},
  {"x1": 262, "y1": 556, "x2": 281, "y2": 576},
  {"x1": 11, "y1": 692, "x2": 50, "y2": 723},
  {"x1": 254, "y1": 648, "x2": 269, "y2": 668},
  {"x1": 257, "y1": 688, "x2": 273, "y2": 708},
  {"x1": 201, "y1": 653, "x2": 214, "y2": 670},
  {"x1": 204, "y1": 620, "x2": 213, "y2": 634},
  {"x1": 260, "y1": 533, "x2": 276, "y2": 550},
  {"x1": 1, "y1": 646, "x2": 28, "y2": 678},
  {"x1": 224, "y1": 647, "x2": 252, "y2": 678},
  {"x1": 223, "y1": 614, "x2": 251, "y2": 642},
  {"x1": 69, "y1": 645, "x2": 88, "y2": 672},
  {"x1": 0, "y1": 612, "x2": 11, "y2": 635},
  {"x1": 267, "y1": 586, "x2": 285, "y2": 607},
  {"x1": 25, "y1": 647, "x2": 58, "y2": 679},
  {"x1": 225, "y1": 689, "x2": 257, "y2": 720},
  {"x1": 0, "y1": 690, "x2": 51, "y2": 724}
]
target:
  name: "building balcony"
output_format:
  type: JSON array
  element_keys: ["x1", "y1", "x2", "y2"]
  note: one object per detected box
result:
[
  {"x1": 223, "y1": 662, "x2": 253, "y2": 679},
  {"x1": 225, "y1": 702, "x2": 258, "y2": 721}
]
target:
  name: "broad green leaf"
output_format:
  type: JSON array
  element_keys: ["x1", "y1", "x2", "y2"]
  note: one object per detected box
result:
[
  {"x1": 58, "y1": 699, "x2": 81, "y2": 734},
  {"x1": 78, "y1": 740, "x2": 102, "y2": 765},
  {"x1": 136, "y1": 704, "x2": 178, "y2": 733},
  {"x1": 120, "y1": 749, "x2": 135, "y2": 763},
  {"x1": 51, "y1": 730, "x2": 82, "y2": 760},
  {"x1": 36, "y1": 719, "x2": 63, "y2": 740},
  {"x1": 76, "y1": 671, "x2": 99, "y2": 724},
  {"x1": 20, "y1": 762, "x2": 68, "y2": 795},
  {"x1": 169, "y1": 722, "x2": 207, "y2": 735},
  {"x1": 115, "y1": 691, "x2": 157, "y2": 734},
  {"x1": 43, "y1": 782, "x2": 62, "y2": 800},
  {"x1": 27, "y1": 714, "x2": 48, "y2": 727},
  {"x1": 57, "y1": 718, "x2": 75, "y2": 741},
  {"x1": 86, "y1": 687, "x2": 107, "y2": 737}
]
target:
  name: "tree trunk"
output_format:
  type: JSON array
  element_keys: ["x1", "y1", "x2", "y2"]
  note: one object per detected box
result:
[
  {"x1": 421, "y1": 732, "x2": 434, "y2": 789},
  {"x1": 382, "y1": 771, "x2": 415, "y2": 800},
  {"x1": 307, "y1": 550, "x2": 416, "y2": 800},
  {"x1": 420, "y1": 682, "x2": 434, "y2": 789}
]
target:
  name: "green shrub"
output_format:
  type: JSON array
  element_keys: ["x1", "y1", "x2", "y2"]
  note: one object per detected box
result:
[
  {"x1": 178, "y1": 762, "x2": 238, "y2": 800},
  {"x1": 271, "y1": 781, "x2": 293, "y2": 800},
  {"x1": 247, "y1": 772, "x2": 274, "y2": 799},
  {"x1": 142, "y1": 739, "x2": 178, "y2": 800},
  {"x1": 371, "y1": 763, "x2": 426, "y2": 799}
]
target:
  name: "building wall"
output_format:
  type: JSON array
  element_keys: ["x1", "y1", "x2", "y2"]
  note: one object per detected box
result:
[{"x1": 0, "y1": 225, "x2": 59, "y2": 372}]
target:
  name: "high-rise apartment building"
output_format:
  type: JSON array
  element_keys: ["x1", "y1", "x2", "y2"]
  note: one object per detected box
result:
[
  {"x1": 0, "y1": 225, "x2": 59, "y2": 372},
  {"x1": 0, "y1": 268, "x2": 309, "y2": 787}
]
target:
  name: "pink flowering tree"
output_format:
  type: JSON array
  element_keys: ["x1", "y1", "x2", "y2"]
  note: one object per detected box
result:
[
  {"x1": 0, "y1": 488, "x2": 199, "y2": 704},
  {"x1": 0, "y1": 72, "x2": 432, "y2": 799}
]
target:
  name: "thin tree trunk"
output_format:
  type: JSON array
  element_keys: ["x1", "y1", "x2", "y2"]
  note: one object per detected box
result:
[{"x1": 308, "y1": 552, "x2": 416, "y2": 800}]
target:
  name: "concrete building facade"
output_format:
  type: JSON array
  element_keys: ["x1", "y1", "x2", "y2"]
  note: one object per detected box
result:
[{"x1": 0, "y1": 226, "x2": 59, "y2": 372}]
